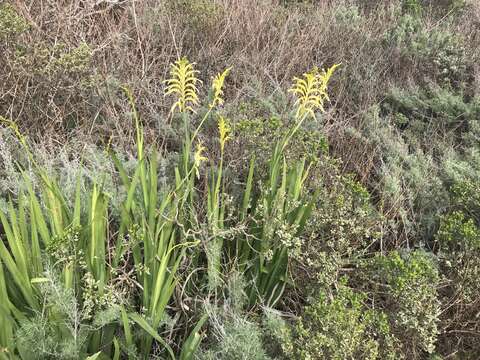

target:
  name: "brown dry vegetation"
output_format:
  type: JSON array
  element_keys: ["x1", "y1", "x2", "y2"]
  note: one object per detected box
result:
[{"x1": 2, "y1": 1, "x2": 477, "y2": 139}]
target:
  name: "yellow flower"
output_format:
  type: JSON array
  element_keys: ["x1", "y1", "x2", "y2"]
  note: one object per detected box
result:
[
  {"x1": 164, "y1": 58, "x2": 201, "y2": 114},
  {"x1": 289, "y1": 63, "x2": 340, "y2": 120},
  {"x1": 217, "y1": 115, "x2": 231, "y2": 152},
  {"x1": 194, "y1": 142, "x2": 208, "y2": 178},
  {"x1": 210, "y1": 67, "x2": 232, "y2": 109}
]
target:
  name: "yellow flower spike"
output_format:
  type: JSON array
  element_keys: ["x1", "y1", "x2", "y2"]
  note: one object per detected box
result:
[
  {"x1": 194, "y1": 141, "x2": 208, "y2": 179},
  {"x1": 318, "y1": 63, "x2": 341, "y2": 101},
  {"x1": 164, "y1": 58, "x2": 202, "y2": 114},
  {"x1": 289, "y1": 63, "x2": 340, "y2": 120},
  {"x1": 217, "y1": 115, "x2": 231, "y2": 152},
  {"x1": 210, "y1": 67, "x2": 232, "y2": 109}
]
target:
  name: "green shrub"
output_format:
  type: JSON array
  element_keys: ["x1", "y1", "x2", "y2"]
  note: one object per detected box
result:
[
  {"x1": 196, "y1": 277, "x2": 283, "y2": 360},
  {"x1": 383, "y1": 87, "x2": 480, "y2": 143},
  {"x1": 168, "y1": 0, "x2": 223, "y2": 37},
  {"x1": 424, "y1": 0, "x2": 468, "y2": 13},
  {"x1": 355, "y1": 93, "x2": 479, "y2": 243},
  {"x1": 0, "y1": 4, "x2": 29, "y2": 39},
  {"x1": 262, "y1": 308, "x2": 294, "y2": 359},
  {"x1": 437, "y1": 211, "x2": 480, "y2": 301},
  {"x1": 287, "y1": 282, "x2": 399, "y2": 360},
  {"x1": 385, "y1": 15, "x2": 467, "y2": 86},
  {"x1": 310, "y1": 172, "x2": 380, "y2": 254},
  {"x1": 435, "y1": 210, "x2": 480, "y2": 356},
  {"x1": 294, "y1": 164, "x2": 383, "y2": 295},
  {"x1": 365, "y1": 250, "x2": 441, "y2": 355},
  {"x1": 334, "y1": 3, "x2": 363, "y2": 28},
  {"x1": 450, "y1": 179, "x2": 480, "y2": 218},
  {"x1": 385, "y1": 14, "x2": 423, "y2": 49},
  {"x1": 437, "y1": 211, "x2": 480, "y2": 252},
  {"x1": 347, "y1": 107, "x2": 444, "y2": 242},
  {"x1": 13, "y1": 41, "x2": 93, "y2": 80},
  {"x1": 1, "y1": 37, "x2": 97, "y2": 132}
]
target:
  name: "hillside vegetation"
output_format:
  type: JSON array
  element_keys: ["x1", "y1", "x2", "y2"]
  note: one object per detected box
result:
[{"x1": 0, "y1": 0, "x2": 479, "y2": 359}]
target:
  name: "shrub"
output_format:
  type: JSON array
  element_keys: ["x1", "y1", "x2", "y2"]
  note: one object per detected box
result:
[
  {"x1": 424, "y1": 0, "x2": 468, "y2": 13},
  {"x1": 437, "y1": 211, "x2": 480, "y2": 252},
  {"x1": 349, "y1": 106, "x2": 448, "y2": 243},
  {"x1": 435, "y1": 211, "x2": 480, "y2": 357},
  {"x1": 292, "y1": 163, "x2": 383, "y2": 296},
  {"x1": 286, "y1": 282, "x2": 399, "y2": 360},
  {"x1": 365, "y1": 250, "x2": 441, "y2": 355},
  {"x1": 0, "y1": 3, "x2": 29, "y2": 39},
  {"x1": 334, "y1": 2, "x2": 363, "y2": 28},
  {"x1": 382, "y1": 87, "x2": 480, "y2": 145},
  {"x1": 385, "y1": 14, "x2": 468, "y2": 86},
  {"x1": 451, "y1": 180, "x2": 480, "y2": 215},
  {"x1": 353, "y1": 89, "x2": 479, "y2": 243},
  {"x1": 402, "y1": 0, "x2": 423, "y2": 16},
  {"x1": 167, "y1": 0, "x2": 224, "y2": 40},
  {"x1": 310, "y1": 172, "x2": 380, "y2": 255},
  {"x1": 2, "y1": 35, "x2": 97, "y2": 133}
]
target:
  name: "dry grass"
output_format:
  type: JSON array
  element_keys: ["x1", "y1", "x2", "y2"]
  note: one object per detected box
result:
[{"x1": 2, "y1": 0, "x2": 476, "y2": 145}]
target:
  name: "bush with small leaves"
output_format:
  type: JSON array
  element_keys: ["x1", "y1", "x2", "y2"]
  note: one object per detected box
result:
[
  {"x1": 354, "y1": 91, "x2": 479, "y2": 243},
  {"x1": 334, "y1": 2, "x2": 363, "y2": 29},
  {"x1": 364, "y1": 250, "x2": 441, "y2": 356},
  {"x1": 294, "y1": 165, "x2": 383, "y2": 295},
  {"x1": 435, "y1": 210, "x2": 480, "y2": 356},
  {"x1": 450, "y1": 179, "x2": 480, "y2": 219},
  {"x1": 382, "y1": 87, "x2": 480, "y2": 145},
  {"x1": 0, "y1": 3, "x2": 29, "y2": 39},
  {"x1": 167, "y1": 0, "x2": 224, "y2": 39},
  {"x1": 287, "y1": 281, "x2": 399, "y2": 360}
]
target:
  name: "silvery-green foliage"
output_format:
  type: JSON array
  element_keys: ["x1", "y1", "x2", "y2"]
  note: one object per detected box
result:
[
  {"x1": 197, "y1": 304, "x2": 270, "y2": 360},
  {"x1": 334, "y1": 1, "x2": 363, "y2": 28},
  {"x1": 15, "y1": 269, "x2": 91, "y2": 359},
  {"x1": 385, "y1": 14, "x2": 467, "y2": 86},
  {"x1": 354, "y1": 103, "x2": 476, "y2": 242},
  {"x1": 0, "y1": 130, "x2": 144, "y2": 216}
]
